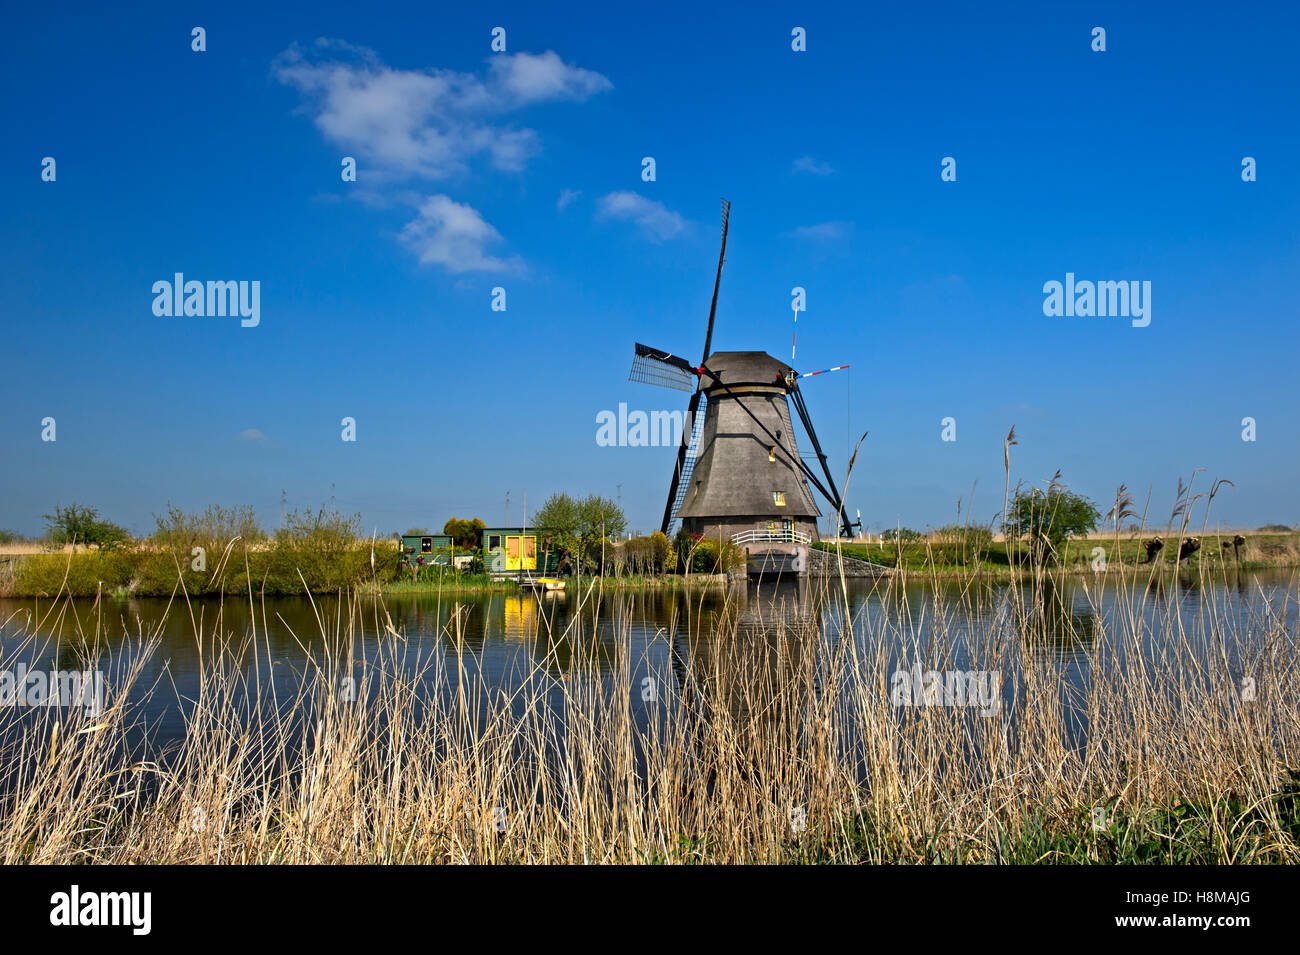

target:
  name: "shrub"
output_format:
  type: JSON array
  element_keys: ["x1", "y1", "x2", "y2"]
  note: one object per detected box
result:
[
  {"x1": 617, "y1": 532, "x2": 673, "y2": 575},
  {"x1": 681, "y1": 537, "x2": 746, "y2": 574},
  {"x1": 12, "y1": 551, "x2": 136, "y2": 597},
  {"x1": 262, "y1": 508, "x2": 368, "y2": 593}
]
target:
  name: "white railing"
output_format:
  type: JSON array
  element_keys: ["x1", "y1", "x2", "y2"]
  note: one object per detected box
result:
[{"x1": 731, "y1": 528, "x2": 811, "y2": 546}]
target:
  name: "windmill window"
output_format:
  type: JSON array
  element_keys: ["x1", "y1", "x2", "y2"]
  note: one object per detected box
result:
[
  {"x1": 768, "y1": 447, "x2": 776, "y2": 463},
  {"x1": 773, "y1": 491, "x2": 787, "y2": 507}
]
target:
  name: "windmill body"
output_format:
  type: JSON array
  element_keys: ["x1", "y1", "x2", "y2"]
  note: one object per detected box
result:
[{"x1": 675, "y1": 351, "x2": 820, "y2": 575}]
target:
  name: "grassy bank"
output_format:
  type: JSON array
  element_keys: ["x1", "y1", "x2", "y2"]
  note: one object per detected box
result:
[
  {"x1": 0, "y1": 541, "x2": 401, "y2": 598},
  {"x1": 369, "y1": 571, "x2": 728, "y2": 596},
  {"x1": 817, "y1": 530, "x2": 1300, "y2": 578},
  {"x1": 0, "y1": 546, "x2": 729, "y2": 599},
  {"x1": 1, "y1": 561, "x2": 1296, "y2": 864},
  {"x1": 5, "y1": 530, "x2": 1297, "y2": 598}
]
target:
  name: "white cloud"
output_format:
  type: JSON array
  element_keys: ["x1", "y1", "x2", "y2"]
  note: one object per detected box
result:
[
  {"x1": 792, "y1": 155, "x2": 835, "y2": 176},
  {"x1": 596, "y1": 191, "x2": 686, "y2": 242},
  {"x1": 237, "y1": 428, "x2": 273, "y2": 447},
  {"x1": 488, "y1": 51, "x2": 612, "y2": 105},
  {"x1": 557, "y1": 188, "x2": 581, "y2": 211},
  {"x1": 274, "y1": 40, "x2": 612, "y2": 180},
  {"x1": 400, "y1": 195, "x2": 522, "y2": 273},
  {"x1": 788, "y1": 221, "x2": 853, "y2": 240},
  {"x1": 274, "y1": 40, "x2": 610, "y2": 272}
]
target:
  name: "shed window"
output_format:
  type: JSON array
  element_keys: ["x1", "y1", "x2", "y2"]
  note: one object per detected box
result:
[
  {"x1": 488, "y1": 535, "x2": 502, "y2": 549},
  {"x1": 420, "y1": 537, "x2": 433, "y2": 553}
]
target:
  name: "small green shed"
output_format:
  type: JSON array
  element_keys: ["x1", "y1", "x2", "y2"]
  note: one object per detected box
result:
[
  {"x1": 481, "y1": 527, "x2": 561, "y2": 576},
  {"x1": 399, "y1": 533, "x2": 453, "y2": 566}
]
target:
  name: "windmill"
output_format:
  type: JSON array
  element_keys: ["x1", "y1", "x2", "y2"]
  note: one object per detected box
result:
[{"x1": 628, "y1": 200, "x2": 857, "y2": 575}]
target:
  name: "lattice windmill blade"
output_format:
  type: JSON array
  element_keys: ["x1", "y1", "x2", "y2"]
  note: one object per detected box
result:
[
  {"x1": 629, "y1": 343, "x2": 697, "y2": 392},
  {"x1": 668, "y1": 392, "x2": 706, "y2": 520}
]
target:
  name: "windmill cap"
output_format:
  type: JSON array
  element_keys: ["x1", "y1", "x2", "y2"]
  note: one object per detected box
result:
[{"x1": 701, "y1": 351, "x2": 793, "y2": 389}]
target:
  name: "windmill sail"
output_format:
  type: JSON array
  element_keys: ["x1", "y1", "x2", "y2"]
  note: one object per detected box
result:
[
  {"x1": 658, "y1": 199, "x2": 730, "y2": 535},
  {"x1": 629, "y1": 343, "x2": 696, "y2": 392},
  {"x1": 668, "y1": 392, "x2": 706, "y2": 521}
]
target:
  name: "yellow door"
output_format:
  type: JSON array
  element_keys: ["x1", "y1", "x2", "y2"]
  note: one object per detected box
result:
[{"x1": 505, "y1": 535, "x2": 537, "y2": 571}]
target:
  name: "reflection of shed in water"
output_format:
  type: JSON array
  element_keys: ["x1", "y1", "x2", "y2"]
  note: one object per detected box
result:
[{"x1": 502, "y1": 594, "x2": 539, "y2": 643}]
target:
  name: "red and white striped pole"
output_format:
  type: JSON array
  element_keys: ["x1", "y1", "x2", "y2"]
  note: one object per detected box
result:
[{"x1": 797, "y1": 364, "x2": 850, "y2": 379}]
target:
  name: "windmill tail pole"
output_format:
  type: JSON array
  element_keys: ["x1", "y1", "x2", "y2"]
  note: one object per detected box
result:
[
  {"x1": 789, "y1": 381, "x2": 853, "y2": 535},
  {"x1": 797, "y1": 364, "x2": 850, "y2": 380}
]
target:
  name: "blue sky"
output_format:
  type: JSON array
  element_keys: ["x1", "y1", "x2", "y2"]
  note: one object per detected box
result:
[{"x1": 2, "y1": 1, "x2": 1298, "y2": 538}]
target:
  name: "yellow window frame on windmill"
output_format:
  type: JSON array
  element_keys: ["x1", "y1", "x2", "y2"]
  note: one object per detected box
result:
[{"x1": 504, "y1": 535, "x2": 537, "y2": 571}]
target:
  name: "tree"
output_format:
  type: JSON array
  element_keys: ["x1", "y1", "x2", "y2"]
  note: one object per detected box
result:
[
  {"x1": 44, "y1": 503, "x2": 131, "y2": 551},
  {"x1": 533, "y1": 493, "x2": 580, "y2": 556},
  {"x1": 532, "y1": 492, "x2": 626, "y2": 572},
  {"x1": 442, "y1": 517, "x2": 485, "y2": 549},
  {"x1": 577, "y1": 495, "x2": 626, "y2": 546},
  {"x1": 1005, "y1": 482, "x2": 1100, "y2": 561}
]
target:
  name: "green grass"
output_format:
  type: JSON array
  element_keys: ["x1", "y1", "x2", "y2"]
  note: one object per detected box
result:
[
  {"x1": 371, "y1": 571, "x2": 724, "y2": 595},
  {"x1": 373, "y1": 573, "x2": 519, "y2": 594},
  {"x1": 0, "y1": 547, "x2": 728, "y2": 599},
  {"x1": 817, "y1": 531, "x2": 1300, "y2": 577},
  {"x1": 791, "y1": 775, "x2": 1300, "y2": 864}
]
